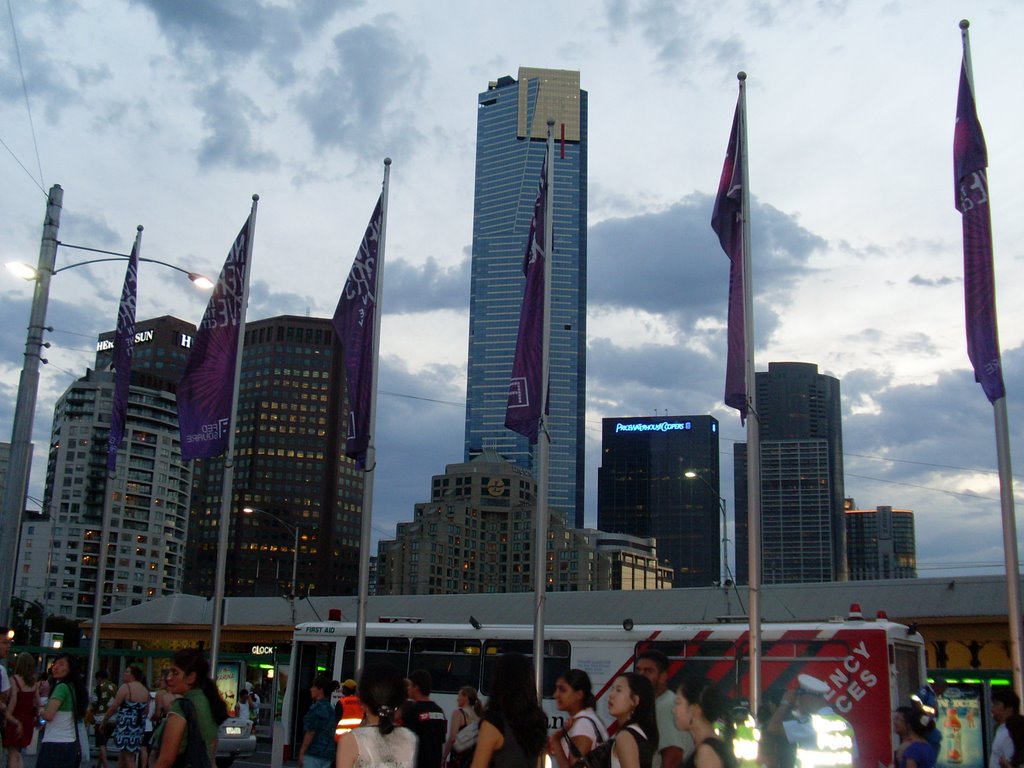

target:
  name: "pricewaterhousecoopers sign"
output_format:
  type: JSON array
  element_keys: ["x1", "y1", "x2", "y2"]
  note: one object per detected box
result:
[{"x1": 615, "y1": 420, "x2": 693, "y2": 433}]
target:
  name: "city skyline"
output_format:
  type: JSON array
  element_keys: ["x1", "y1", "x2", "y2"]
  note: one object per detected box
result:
[{"x1": 1, "y1": 2, "x2": 1022, "y2": 580}]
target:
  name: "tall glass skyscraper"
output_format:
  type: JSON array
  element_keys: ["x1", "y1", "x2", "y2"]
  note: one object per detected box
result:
[
  {"x1": 734, "y1": 362, "x2": 847, "y2": 584},
  {"x1": 465, "y1": 68, "x2": 587, "y2": 526}
]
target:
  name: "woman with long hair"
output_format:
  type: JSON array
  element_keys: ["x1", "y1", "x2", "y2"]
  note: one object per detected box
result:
[
  {"x1": 471, "y1": 654, "x2": 548, "y2": 768},
  {"x1": 444, "y1": 686, "x2": 484, "y2": 768},
  {"x1": 674, "y1": 679, "x2": 735, "y2": 768},
  {"x1": 152, "y1": 648, "x2": 229, "y2": 768},
  {"x1": 607, "y1": 672, "x2": 658, "y2": 768},
  {"x1": 101, "y1": 664, "x2": 151, "y2": 768},
  {"x1": 3, "y1": 653, "x2": 40, "y2": 768},
  {"x1": 336, "y1": 662, "x2": 417, "y2": 768},
  {"x1": 37, "y1": 652, "x2": 89, "y2": 768},
  {"x1": 548, "y1": 669, "x2": 609, "y2": 768}
]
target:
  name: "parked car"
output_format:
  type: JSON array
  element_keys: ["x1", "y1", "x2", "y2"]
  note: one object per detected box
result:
[{"x1": 216, "y1": 715, "x2": 257, "y2": 767}]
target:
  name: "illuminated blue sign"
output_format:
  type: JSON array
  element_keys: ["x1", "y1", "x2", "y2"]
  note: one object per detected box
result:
[{"x1": 615, "y1": 421, "x2": 692, "y2": 433}]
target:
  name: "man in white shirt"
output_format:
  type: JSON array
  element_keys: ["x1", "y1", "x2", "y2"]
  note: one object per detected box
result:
[
  {"x1": 636, "y1": 649, "x2": 693, "y2": 768},
  {"x1": 990, "y1": 688, "x2": 1020, "y2": 768}
]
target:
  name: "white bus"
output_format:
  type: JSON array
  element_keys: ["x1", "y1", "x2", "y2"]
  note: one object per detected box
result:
[{"x1": 282, "y1": 606, "x2": 925, "y2": 768}]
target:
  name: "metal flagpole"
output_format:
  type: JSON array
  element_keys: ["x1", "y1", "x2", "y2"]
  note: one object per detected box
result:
[
  {"x1": 211, "y1": 195, "x2": 259, "y2": 675},
  {"x1": 532, "y1": 121, "x2": 554, "y2": 695},
  {"x1": 355, "y1": 158, "x2": 392, "y2": 678},
  {"x1": 0, "y1": 184, "x2": 62, "y2": 626},
  {"x1": 960, "y1": 19, "x2": 1022, "y2": 697},
  {"x1": 86, "y1": 226, "x2": 142, "y2": 691},
  {"x1": 737, "y1": 72, "x2": 762, "y2": 719}
]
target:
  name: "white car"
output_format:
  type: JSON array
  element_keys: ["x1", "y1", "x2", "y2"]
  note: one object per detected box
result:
[{"x1": 216, "y1": 715, "x2": 257, "y2": 767}]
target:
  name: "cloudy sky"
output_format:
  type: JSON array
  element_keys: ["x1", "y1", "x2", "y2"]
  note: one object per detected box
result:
[{"x1": 2, "y1": 0, "x2": 1023, "y2": 581}]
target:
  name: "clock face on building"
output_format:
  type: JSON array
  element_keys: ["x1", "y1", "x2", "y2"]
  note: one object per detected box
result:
[{"x1": 487, "y1": 478, "x2": 506, "y2": 497}]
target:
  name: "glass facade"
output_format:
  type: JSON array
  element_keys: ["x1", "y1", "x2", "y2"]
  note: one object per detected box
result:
[
  {"x1": 464, "y1": 69, "x2": 587, "y2": 527},
  {"x1": 846, "y1": 504, "x2": 917, "y2": 580},
  {"x1": 184, "y1": 315, "x2": 363, "y2": 597},
  {"x1": 734, "y1": 362, "x2": 846, "y2": 584},
  {"x1": 596, "y1": 415, "x2": 721, "y2": 588}
]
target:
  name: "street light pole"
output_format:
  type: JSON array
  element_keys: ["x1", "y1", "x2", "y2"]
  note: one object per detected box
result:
[
  {"x1": 684, "y1": 470, "x2": 730, "y2": 585},
  {"x1": 243, "y1": 507, "x2": 300, "y2": 626},
  {"x1": 0, "y1": 185, "x2": 63, "y2": 625}
]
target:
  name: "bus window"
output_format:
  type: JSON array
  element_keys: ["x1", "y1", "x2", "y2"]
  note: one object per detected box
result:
[
  {"x1": 409, "y1": 638, "x2": 482, "y2": 694},
  {"x1": 341, "y1": 636, "x2": 411, "y2": 680},
  {"x1": 480, "y1": 640, "x2": 570, "y2": 698}
]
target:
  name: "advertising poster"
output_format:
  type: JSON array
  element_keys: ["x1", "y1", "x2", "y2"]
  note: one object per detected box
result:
[
  {"x1": 216, "y1": 661, "x2": 242, "y2": 716},
  {"x1": 936, "y1": 686, "x2": 985, "y2": 768}
]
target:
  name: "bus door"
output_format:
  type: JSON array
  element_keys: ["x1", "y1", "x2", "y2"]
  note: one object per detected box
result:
[{"x1": 289, "y1": 639, "x2": 343, "y2": 752}]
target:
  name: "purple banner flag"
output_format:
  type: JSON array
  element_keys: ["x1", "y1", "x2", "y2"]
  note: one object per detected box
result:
[
  {"x1": 107, "y1": 239, "x2": 139, "y2": 471},
  {"x1": 954, "y1": 59, "x2": 1004, "y2": 403},
  {"x1": 332, "y1": 196, "x2": 384, "y2": 469},
  {"x1": 711, "y1": 98, "x2": 747, "y2": 420},
  {"x1": 178, "y1": 216, "x2": 252, "y2": 460},
  {"x1": 505, "y1": 156, "x2": 548, "y2": 444}
]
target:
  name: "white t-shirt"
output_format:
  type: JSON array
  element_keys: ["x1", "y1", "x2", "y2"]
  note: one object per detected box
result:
[
  {"x1": 653, "y1": 690, "x2": 693, "y2": 768},
  {"x1": 991, "y1": 724, "x2": 1013, "y2": 768},
  {"x1": 0, "y1": 664, "x2": 10, "y2": 694},
  {"x1": 556, "y1": 708, "x2": 609, "y2": 762}
]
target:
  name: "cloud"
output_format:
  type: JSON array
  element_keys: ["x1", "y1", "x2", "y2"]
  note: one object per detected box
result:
[
  {"x1": 587, "y1": 193, "x2": 827, "y2": 345},
  {"x1": 294, "y1": 21, "x2": 427, "y2": 158},
  {"x1": 193, "y1": 80, "x2": 279, "y2": 172},
  {"x1": 132, "y1": 0, "x2": 354, "y2": 82},
  {"x1": 384, "y1": 256, "x2": 470, "y2": 314},
  {"x1": 909, "y1": 274, "x2": 958, "y2": 288}
]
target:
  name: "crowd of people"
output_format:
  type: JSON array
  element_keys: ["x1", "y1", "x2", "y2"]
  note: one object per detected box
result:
[
  {"x1": 0, "y1": 629, "x2": 256, "y2": 768},
  {"x1": 5, "y1": 627, "x2": 1024, "y2": 768}
]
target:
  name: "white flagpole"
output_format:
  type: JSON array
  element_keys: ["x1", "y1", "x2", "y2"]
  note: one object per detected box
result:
[
  {"x1": 737, "y1": 72, "x2": 762, "y2": 718},
  {"x1": 211, "y1": 194, "x2": 259, "y2": 675},
  {"x1": 960, "y1": 19, "x2": 1022, "y2": 697},
  {"x1": 87, "y1": 225, "x2": 142, "y2": 693},
  {"x1": 355, "y1": 158, "x2": 392, "y2": 678},
  {"x1": 532, "y1": 121, "x2": 554, "y2": 695}
]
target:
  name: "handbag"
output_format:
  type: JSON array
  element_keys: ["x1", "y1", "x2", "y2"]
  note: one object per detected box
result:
[
  {"x1": 454, "y1": 719, "x2": 479, "y2": 754},
  {"x1": 574, "y1": 724, "x2": 643, "y2": 768}
]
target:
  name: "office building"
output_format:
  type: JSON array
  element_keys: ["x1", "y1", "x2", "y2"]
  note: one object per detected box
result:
[
  {"x1": 464, "y1": 67, "x2": 588, "y2": 526},
  {"x1": 597, "y1": 415, "x2": 721, "y2": 588},
  {"x1": 735, "y1": 362, "x2": 846, "y2": 584},
  {"x1": 184, "y1": 315, "x2": 363, "y2": 598},
  {"x1": 20, "y1": 317, "x2": 198, "y2": 619},
  {"x1": 845, "y1": 499, "x2": 917, "y2": 580},
  {"x1": 376, "y1": 450, "x2": 671, "y2": 594}
]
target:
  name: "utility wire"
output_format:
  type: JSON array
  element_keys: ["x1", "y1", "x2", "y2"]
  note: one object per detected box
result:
[
  {"x1": 7, "y1": 0, "x2": 45, "y2": 192},
  {"x1": 0, "y1": 133, "x2": 45, "y2": 195}
]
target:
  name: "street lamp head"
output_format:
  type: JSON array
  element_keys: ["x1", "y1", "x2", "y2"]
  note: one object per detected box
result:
[
  {"x1": 684, "y1": 470, "x2": 698, "y2": 478},
  {"x1": 189, "y1": 272, "x2": 215, "y2": 290},
  {"x1": 5, "y1": 262, "x2": 38, "y2": 281}
]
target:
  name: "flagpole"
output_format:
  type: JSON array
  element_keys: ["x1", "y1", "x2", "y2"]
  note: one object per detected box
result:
[
  {"x1": 736, "y1": 71, "x2": 762, "y2": 719},
  {"x1": 210, "y1": 194, "x2": 259, "y2": 675},
  {"x1": 355, "y1": 158, "x2": 391, "y2": 678},
  {"x1": 532, "y1": 120, "x2": 554, "y2": 695},
  {"x1": 960, "y1": 19, "x2": 1022, "y2": 697},
  {"x1": 86, "y1": 225, "x2": 142, "y2": 693}
]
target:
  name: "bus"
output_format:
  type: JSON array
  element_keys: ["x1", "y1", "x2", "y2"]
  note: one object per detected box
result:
[{"x1": 282, "y1": 605, "x2": 925, "y2": 768}]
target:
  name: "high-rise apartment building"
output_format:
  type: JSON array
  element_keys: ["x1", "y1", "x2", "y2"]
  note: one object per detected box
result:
[
  {"x1": 735, "y1": 362, "x2": 846, "y2": 584},
  {"x1": 184, "y1": 315, "x2": 363, "y2": 598},
  {"x1": 597, "y1": 415, "x2": 721, "y2": 588},
  {"x1": 24, "y1": 316, "x2": 198, "y2": 619},
  {"x1": 376, "y1": 450, "x2": 671, "y2": 595},
  {"x1": 464, "y1": 67, "x2": 588, "y2": 526},
  {"x1": 845, "y1": 499, "x2": 917, "y2": 580}
]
